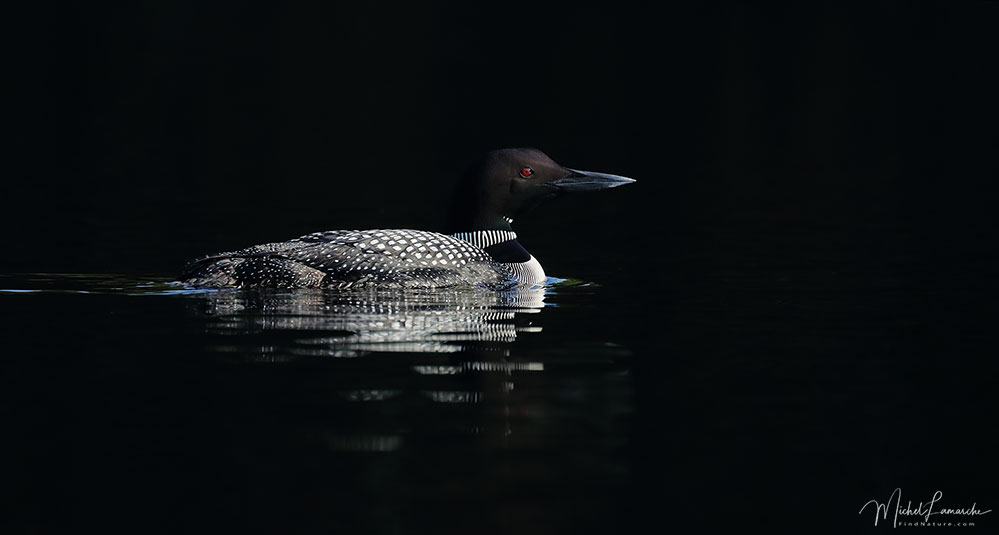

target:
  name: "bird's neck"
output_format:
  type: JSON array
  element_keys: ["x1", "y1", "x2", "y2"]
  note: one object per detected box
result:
[
  {"x1": 449, "y1": 225, "x2": 546, "y2": 284},
  {"x1": 448, "y1": 228, "x2": 516, "y2": 249},
  {"x1": 449, "y1": 225, "x2": 531, "y2": 264}
]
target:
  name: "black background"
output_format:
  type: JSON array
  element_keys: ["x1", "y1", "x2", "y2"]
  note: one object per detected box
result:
[
  {"x1": 12, "y1": 1, "x2": 996, "y2": 276},
  {"x1": 7, "y1": 1, "x2": 999, "y2": 533}
]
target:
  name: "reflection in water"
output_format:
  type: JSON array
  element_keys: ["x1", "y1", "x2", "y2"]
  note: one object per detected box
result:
[
  {"x1": 186, "y1": 283, "x2": 570, "y2": 455},
  {"x1": 196, "y1": 284, "x2": 548, "y2": 358},
  {"x1": 178, "y1": 281, "x2": 629, "y2": 471},
  {"x1": 4, "y1": 272, "x2": 632, "y2": 531}
]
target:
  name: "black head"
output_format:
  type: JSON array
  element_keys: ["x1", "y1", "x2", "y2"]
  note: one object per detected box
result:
[{"x1": 445, "y1": 148, "x2": 635, "y2": 232}]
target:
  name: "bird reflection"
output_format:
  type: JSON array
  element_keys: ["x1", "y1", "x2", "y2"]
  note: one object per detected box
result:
[
  {"x1": 182, "y1": 282, "x2": 628, "y2": 456},
  {"x1": 0, "y1": 274, "x2": 629, "y2": 464},
  {"x1": 194, "y1": 284, "x2": 548, "y2": 358},
  {"x1": 188, "y1": 285, "x2": 557, "y2": 452}
]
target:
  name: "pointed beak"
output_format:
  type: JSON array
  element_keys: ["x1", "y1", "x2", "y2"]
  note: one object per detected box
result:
[{"x1": 548, "y1": 168, "x2": 636, "y2": 192}]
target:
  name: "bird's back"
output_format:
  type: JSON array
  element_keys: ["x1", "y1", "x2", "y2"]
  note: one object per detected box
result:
[{"x1": 182, "y1": 229, "x2": 514, "y2": 289}]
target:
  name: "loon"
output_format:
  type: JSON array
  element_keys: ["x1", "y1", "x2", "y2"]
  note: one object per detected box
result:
[{"x1": 182, "y1": 148, "x2": 634, "y2": 289}]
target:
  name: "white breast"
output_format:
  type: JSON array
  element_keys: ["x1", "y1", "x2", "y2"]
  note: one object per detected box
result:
[{"x1": 504, "y1": 255, "x2": 546, "y2": 286}]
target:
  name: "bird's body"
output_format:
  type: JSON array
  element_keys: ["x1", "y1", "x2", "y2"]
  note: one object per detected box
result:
[
  {"x1": 181, "y1": 148, "x2": 632, "y2": 290},
  {"x1": 182, "y1": 228, "x2": 543, "y2": 289}
]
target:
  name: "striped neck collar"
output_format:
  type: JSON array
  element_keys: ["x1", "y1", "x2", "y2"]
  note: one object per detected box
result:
[{"x1": 450, "y1": 229, "x2": 517, "y2": 249}]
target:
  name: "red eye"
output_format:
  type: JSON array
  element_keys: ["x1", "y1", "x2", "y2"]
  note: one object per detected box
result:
[{"x1": 519, "y1": 167, "x2": 533, "y2": 178}]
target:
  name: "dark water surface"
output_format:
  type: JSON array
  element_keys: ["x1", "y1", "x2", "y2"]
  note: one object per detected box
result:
[
  {"x1": 4, "y1": 274, "x2": 635, "y2": 533},
  {"x1": 4, "y1": 222, "x2": 996, "y2": 533}
]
